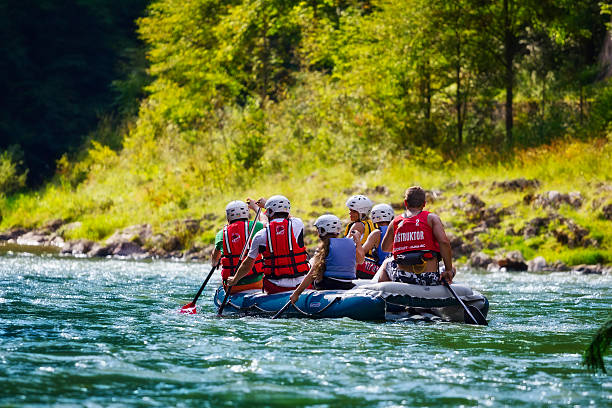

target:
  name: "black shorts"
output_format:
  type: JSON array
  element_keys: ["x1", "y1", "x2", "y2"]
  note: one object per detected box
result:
[{"x1": 314, "y1": 276, "x2": 356, "y2": 290}]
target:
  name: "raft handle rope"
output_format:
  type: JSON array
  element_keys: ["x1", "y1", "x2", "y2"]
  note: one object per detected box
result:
[{"x1": 219, "y1": 292, "x2": 343, "y2": 318}]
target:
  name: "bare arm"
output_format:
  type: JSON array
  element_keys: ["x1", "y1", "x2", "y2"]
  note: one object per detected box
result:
[
  {"x1": 361, "y1": 229, "x2": 381, "y2": 256},
  {"x1": 226, "y1": 256, "x2": 255, "y2": 286},
  {"x1": 347, "y1": 222, "x2": 365, "y2": 238},
  {"x1": 374, "y1": 258, "x2": 391, "y2": 282},
  {"x1": 349, "y1": 230, "x2": 365, "y2": 265},
  {"x1": 381, "y1": 222, "x2": 394, "y2": 252},
  {"x1": 247, "y1": 197, "x2": 268, "y2": 225},
  {"x1": 211, "y1": 248, "x2": 222, "y2": 266},
  {"x1": 429, "y1": 213, "x2": 454, "y2": 283},
  {"x1": 289, "y1": 271, "x2": 316, "y2": 304}
]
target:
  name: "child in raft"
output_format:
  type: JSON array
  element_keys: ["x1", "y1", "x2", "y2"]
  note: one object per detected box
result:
[
  {"x1": 344, "y1": 194, "x2": 383, "y2": 278},
  {"x1": 357, "y1": 203, "x2": 395, "y2": 277},
  {"x1": 289, "y1": 214, "x2": 364, "y2": 304}
]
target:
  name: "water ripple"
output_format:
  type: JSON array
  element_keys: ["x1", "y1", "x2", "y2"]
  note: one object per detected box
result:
[{"x1": 0, "y1": 256, "x2": 609, "y2": 407}]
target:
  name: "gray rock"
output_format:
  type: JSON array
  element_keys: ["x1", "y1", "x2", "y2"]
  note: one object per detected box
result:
[
  {"x1": 527, "y1": 256, "x2": 548, "y2": 272},
  {"x1": 571, "y1": 264, "x2": 608, "y2": 275},
  {"x1": 487, "y1": 262, "x2": 501, "y2": 272},
  {"x1": 61, "y1": 239, "x2": 94, "y2": 255},
  {"x1": 470, "y1": 252, "x2": 493, "y2": 268},
  {"x1": 602, "y1": 203, "x2": 612, "y2": 220},
  {"x1": 533, "y1": 191, "x2": 584, "y2": 209},
  {"x1": 87, "y1": 243, "x2": 112, "y2": 258},
  {"x1": 112, "y1": 241, "x2": 147, "y2": 258},
  {"x1": 106, "y1": 224, "x2": 152, "y2": 246},
  {"x1": 493, "y1": 178, "x2": 540, "y2": 191},
  {"x1": 0, "y1": 228, "x2": 28, "y2": 241},
  {"x1": 497, "y1": 250, "x2": 528, "y2": 271},
  {"x1": 42, "y1": 219, "x2": 65, "y2": 232},
  {"x1": 16, "y1": 231, "x2": 48, "y2": 246},
  {"x1": 551, "y1": 260, "x2": 569, "y2": 271}
]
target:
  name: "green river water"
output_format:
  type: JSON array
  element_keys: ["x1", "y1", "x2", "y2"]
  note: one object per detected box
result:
[{"x1": 0, "y1": 252, "x2": 610, "y2": 407}]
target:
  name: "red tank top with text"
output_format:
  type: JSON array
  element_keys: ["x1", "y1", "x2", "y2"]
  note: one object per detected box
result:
[{"x1": 391, "y1": 211, "x2": 440, "y2": 256}]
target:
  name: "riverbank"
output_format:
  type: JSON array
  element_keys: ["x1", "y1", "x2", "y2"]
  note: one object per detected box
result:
[{"x1": 0, "y1": 139, "x2": 610, "y2": 272}]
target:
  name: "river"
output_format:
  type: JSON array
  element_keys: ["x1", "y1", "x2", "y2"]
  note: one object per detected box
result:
[{"x1": 0, "y1": 253, "x2": 610, "y2": 407}]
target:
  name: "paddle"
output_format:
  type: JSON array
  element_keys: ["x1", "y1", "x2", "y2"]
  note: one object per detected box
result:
[
  {"x1": 217, "y1": 207, "x2": 262, "y2": 316},
  {"x1": 179, "y1": 262, "x2": 220, "y2": 314},
  {"x1": 272, "y1": 300, "x2": 292, "y2": 319},
  {"x1": 443, "y1": 281, "x2": 488, "y2": 326}
]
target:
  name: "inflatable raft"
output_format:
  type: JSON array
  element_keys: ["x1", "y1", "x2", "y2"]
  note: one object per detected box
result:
[{"x1": 213, "y1": 281, "x2": 489, "y2": 323}]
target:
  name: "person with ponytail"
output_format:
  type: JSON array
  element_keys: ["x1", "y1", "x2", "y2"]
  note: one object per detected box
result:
[{"x1": 289, "y1": 214, "x2": 364, "y2": 304}]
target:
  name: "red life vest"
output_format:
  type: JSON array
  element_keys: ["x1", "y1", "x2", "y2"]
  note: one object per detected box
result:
[
  {"x1": 221, "y1": 220, "x2": 263, "y2": 281},
  {"x1": 392, "y1": 211, "x2": 440, "y2": 256},
  {"x1": 262, "y1": 219, "x2": 309, "y2": 279}
]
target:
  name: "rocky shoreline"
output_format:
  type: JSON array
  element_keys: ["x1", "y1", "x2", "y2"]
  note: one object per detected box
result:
[
  {"x1": 1, "y1": 178, "x2": 610, "y2": 275},
  {"x1": 0, "y1": 219, "x2": 215, "y2": 262}
]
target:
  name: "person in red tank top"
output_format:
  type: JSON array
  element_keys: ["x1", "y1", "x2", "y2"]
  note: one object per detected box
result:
[{"x1": 377, "y1": 186, "x2": 455, "y2": 285}]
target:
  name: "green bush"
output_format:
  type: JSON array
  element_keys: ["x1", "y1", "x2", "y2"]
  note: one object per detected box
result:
[{"x1": 0, "y1": 149, "x2": 27, "y2": 195}]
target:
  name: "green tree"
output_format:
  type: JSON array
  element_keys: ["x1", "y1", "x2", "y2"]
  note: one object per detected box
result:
[{"x1": 0, "y1": 0, "x2": 148, "y2": 185}]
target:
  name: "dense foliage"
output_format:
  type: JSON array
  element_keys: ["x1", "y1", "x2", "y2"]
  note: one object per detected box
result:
[
  {"x1": 0, "y1": 1, "x2": 610, "y2": 266},
  {"x1": 127, "y1": 0, "x2": 612, "y2": 183},
  {"x1": 0, "y1": 0, "x2": 148, "y2": 185}
]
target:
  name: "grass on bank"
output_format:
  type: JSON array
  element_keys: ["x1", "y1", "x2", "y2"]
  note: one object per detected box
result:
[{"x1": 0, "y1": 134, "x2": 610, "y2": 266}]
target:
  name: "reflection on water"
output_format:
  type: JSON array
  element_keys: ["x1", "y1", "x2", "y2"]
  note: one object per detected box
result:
[{"x1": 0, "y1": 254, "x2": 610, "y2": 407}]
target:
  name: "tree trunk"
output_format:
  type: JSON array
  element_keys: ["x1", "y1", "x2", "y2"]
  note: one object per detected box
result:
[
  {"x1": 260, "y1": 2, "x2": 270, "y2": 103},
  {"x1": 503, "y1": 0, "x2": 514, "y2": 146},
  {"x1": 598, "y1": 16, "x2": 612, "y2": 80},
  {"x1": 579, "y1": 85, "x2": 584, "y2": 124},
  {"x1": 456, "y1": 41, "x2": 463, "y2": 148}
]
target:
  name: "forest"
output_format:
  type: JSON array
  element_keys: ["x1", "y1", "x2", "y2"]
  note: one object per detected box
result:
[{"x1": 0, "y1": 0, "x2": 611, "y2": 266}]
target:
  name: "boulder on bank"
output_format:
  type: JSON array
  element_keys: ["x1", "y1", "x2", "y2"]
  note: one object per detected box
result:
[
  {"x1": 112, "y1": 241, "x2": 147, "y2": 258},
  {"x1": 16, "y1": 230, "x2": 64, "y2": 248},
  {"x1": 571, "y1": 264, "x2": 612, "y2": 275},
  {"x1": 533, "y1": 191, "x2": 583, "y2": 209},
  {"x1": 0, "y1": 227, "x2": 28, "y2": 241},
  {"x1": 493, "y1": 178, "x2": 540, "y2": 191},
  {"x1": 106, "y1": 224, "x2": 153, "y2": 247},
  {"x1": 602, "y1": 203, "x2": 612, "y2": 220},
  {"x1": 470, "y1": 251, "x2": 493, "y2": 269},
  {"x1": 496, "y1": 250, "x2": 528, "y2": 271},
  {"x1": 527, "y1": 256, "x2": 548, "y2": 272},
  {"x1": 87, "y1": 243, "x2": 113, "y2": 258},
  {"x1": 61, "y1": 239, "x2": 95, "y2": 256},
  {"x1": 447, "y1": 233, "x2": 474, "y2": 257}
]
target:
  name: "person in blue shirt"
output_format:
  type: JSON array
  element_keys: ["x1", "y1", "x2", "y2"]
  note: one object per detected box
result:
[{"x1": 289, "y1": 214, "x2": 364, "y2": 304}]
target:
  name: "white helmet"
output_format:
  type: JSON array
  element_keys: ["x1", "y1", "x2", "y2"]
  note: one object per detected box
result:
[
  {"x1": 264, "y1": 195, "x2": 291, "y2": 215},
  {"x1": 225, "y1": 200, "x2": 250, "y2": 222},
  {"x1": 314, "y1": 214, "x2": 342, "y2": 236},
  {"x1": 371, "y1": 203, "x2": 394, "y2": 223},
  {"x1": 345, "y1": 195, "x2": 373, "y2": 219}
]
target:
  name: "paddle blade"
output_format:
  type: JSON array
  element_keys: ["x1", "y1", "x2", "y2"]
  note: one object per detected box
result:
[
  {"x1": 180, "y1": 302, "x2": 197, "y2": 314},
  {"x1": 467, "y1": 305, "x2": 488, "y2": 326}
]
